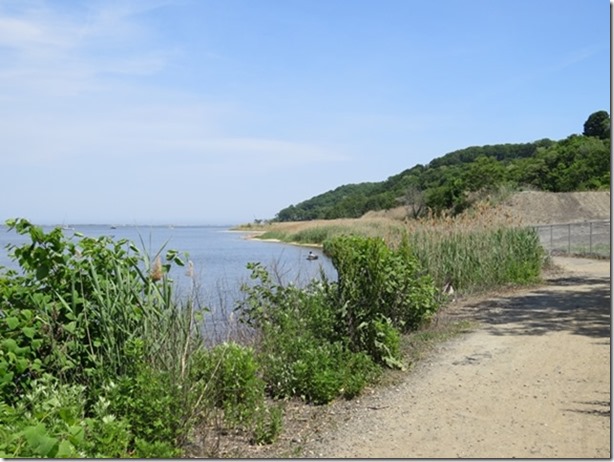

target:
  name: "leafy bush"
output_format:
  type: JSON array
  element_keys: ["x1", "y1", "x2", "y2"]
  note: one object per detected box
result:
[
  {"x1": 237, "y1": 262, "x2": 379, "y2": 404},
  {"x1": 203, "y1": 342, "x2": 266, "y2": 426},
  {"x1": 323, "y1": 235, "x2": 439, "y2": 366},
  {"x1": 188, "y1": 341, "x2": 282, "y2": 444},
  {"x1": 0, "y1": 373, "x2": 179, "y2": 458},
  {"x1": 0, "y1": 219, "x2": 211, "y2": 456}
]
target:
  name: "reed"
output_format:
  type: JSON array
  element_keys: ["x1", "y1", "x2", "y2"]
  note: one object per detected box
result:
[{"x1": 253, "y1": 201, "x2": 544, "y2": 294}]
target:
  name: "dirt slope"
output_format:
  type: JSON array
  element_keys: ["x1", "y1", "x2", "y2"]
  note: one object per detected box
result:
[
  {"x1": 363, "y1": 190, "x2": 611, "y2": 225},
  {"x1": 295, "y1": 257, "x2": 610, "y2": 458},
  {"x1": 498, "y1": 190, "x2": 611, "y2": 225}
]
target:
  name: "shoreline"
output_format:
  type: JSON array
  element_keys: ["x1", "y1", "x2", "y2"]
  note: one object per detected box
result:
[{"x1": 241, "y1": 231, "x2": 324, "y2": 249}]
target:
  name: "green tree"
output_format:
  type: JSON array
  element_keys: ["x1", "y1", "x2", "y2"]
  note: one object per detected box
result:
[
  {"x1": 583, "y1": 110, "x2": 610, "y2": 139},
  {"x1": 463, "y1": 155, "x2": 506, "y2": 191}
]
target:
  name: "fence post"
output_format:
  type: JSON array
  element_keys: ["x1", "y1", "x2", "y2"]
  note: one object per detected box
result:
[{"x1": 590, "y1": 221, "x2": 593, "y2": 254}]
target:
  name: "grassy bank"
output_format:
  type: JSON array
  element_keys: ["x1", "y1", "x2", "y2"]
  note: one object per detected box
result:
[
  {"x1": 241, "y1": 203, "x2": 544, "y2": 294},
  {"x1": 2, "y1": 212, "x2": 545, "y2": 457}
]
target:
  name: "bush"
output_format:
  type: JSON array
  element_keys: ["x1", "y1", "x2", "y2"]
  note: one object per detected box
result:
[
  {"x1": 202, "y1": 342, "x2": 266, "y2": 426},
  {"x1": 323, "y1": 235, "x2": 439, "y2": 366},
  {"x1": 237, "y1": 262, "x2": 379, "y2": 404},
  {"x1": 189, "y1": 342, "x2": 282, "y2": 444},
  {"x1": 0, "y1": 219, "x2": 208, "y2": 456}
]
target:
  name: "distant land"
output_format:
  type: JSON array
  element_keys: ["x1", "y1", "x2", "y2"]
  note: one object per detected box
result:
[{"x1": 274, "y1": 110, "x2": 610, "y2": 222}]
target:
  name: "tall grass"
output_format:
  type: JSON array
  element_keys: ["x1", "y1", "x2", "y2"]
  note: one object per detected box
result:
[
  {"x1": 252, "y1": 202, "x2": 545, "y2": 294},
  {"x1": 406, "y1": 226, "x2": 543, "y2": 293}
]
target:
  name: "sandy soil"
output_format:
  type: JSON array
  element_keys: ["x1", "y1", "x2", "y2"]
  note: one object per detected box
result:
[{"x1": 283, "y1": 256, "x2": 611, "y2": 458}]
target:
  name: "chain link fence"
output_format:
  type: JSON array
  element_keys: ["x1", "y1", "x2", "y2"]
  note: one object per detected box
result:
[{"x1": 532, "y1": 220, "x2": 610, "y2": 258}]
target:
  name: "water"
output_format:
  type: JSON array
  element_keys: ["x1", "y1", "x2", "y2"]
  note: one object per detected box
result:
[{"x1": 0, "y1": 224, "x2": 337, "y2": 321}]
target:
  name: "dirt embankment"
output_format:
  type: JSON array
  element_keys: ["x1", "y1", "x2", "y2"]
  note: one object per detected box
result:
[
  {"x1": 290, "y1": 257, "x2": 610, "y2": 458},
  {"x1": 364, "y1": 190, "x2": 611, "y2": 226},
  {"x1": 498, "y1": 190, "x2": 611, "y2": 225}
]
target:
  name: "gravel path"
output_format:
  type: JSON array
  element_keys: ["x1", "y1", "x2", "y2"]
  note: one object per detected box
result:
[{"x1": 298, "y1": 257, "x2": 610, "y2": 458}]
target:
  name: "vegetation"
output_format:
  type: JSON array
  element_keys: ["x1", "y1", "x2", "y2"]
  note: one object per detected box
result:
[
  {"x1": 0, "y1": 219, "x2": 279, "y2": 457},
  {"x1": 275, "y1": 110, "x2": 610, "y2": 221},
  {"x1": 250, "y1": 205, "x2": 545, "y2": 295}
]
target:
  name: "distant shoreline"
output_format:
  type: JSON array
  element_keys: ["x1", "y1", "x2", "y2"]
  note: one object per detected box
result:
[{"x1": 241, "y1": 231, "x2": 323, "y2": 249}]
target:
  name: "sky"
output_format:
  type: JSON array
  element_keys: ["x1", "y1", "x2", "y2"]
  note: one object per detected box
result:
[{"x1": 0, "y1": 0, "x2": 610, "y2": 225}]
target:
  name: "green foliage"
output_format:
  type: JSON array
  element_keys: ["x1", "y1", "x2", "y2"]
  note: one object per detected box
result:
[
  {"x1": 274, "y1": 111, "x2": 610, "y2": 220},
  {"x1": 583, "y1": 110, "x2": 610, "y2": 139},
  {"x1": 323, "y1": 235, "x2": 439, "y2": 364},
  {"x1": 186, "y1": 342, "x2": 282, "y2": 444},
  {"x1": 237, "y1": 262, "x2": 379, "y2": 404},
  {"x1": 0, "y1": 218, "x2": 224, "y2": 457},
  {"x1": 408, "y1": 226, "x2": 545, "y2": 293},
  {"x1": 0, "y1": 373, "x2": 178, "y2": 458},
  {"x1": 238, "y1": 235, "x2": 439, "y2": 404},
  {"x1": 202, "y1": 342, "x2": 266, "y2": 426},
  {"x1": 103, "y1": 365, "x2": 181, "y2": 448}
]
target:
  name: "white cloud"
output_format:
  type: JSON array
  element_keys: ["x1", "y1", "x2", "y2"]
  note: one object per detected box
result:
[{"x1": 0, "y1": 1, "x2": 177, "y2": 97}]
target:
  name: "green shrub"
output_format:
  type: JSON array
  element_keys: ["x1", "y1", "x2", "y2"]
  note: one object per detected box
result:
[
  {"x1": 202, "y1": 342, "x2": 267, "y2": 427},
  {"x1": 237, "y1": 262, "x2": 379, "y2": 404},
  {"x1": 186, "y1": 341, "x2": 283, "y2": 444},
  {"x1": 323, "y1": 235, "x2": 439, "y2": 366},
  {"x1": 0, "y1": 218, "x2": 208, "y2": 456},
  {"x1": 0, "y1": 373, "x2": 180, "y2": 458}
]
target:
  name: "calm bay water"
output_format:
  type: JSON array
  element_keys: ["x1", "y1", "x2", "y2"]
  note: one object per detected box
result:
[{"x1": 0, "y1": 224, "x2": 337, "y2": 317}]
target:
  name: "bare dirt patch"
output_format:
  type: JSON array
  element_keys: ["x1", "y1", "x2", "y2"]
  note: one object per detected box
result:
[{"x1": 498, "y1": 190, "x2": 611, "y2": 225}]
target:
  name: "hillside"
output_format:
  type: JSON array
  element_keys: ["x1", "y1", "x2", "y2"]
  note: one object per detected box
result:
[{"x1": 274, "y1": 111, "x2": 610, "y2": 222}]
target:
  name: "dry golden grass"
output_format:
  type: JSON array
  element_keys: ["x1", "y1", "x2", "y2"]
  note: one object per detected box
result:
[{"x1": 244, "y1": 199, "x2": 524, "y2": 248}]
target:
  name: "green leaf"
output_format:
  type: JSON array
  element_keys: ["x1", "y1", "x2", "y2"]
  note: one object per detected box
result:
[
  {"x1": 0, "y1": 371, "x2": 14, "y2": 385},
  {"x1": 55, "y1": 439, "x2": 77, "y2": 458},
  {"x1": 64, "y1": 321, "x2": 77, "y2": 335},
  {"x1": 21, "y1": 327, "x2": 36, "y2": 339},
  {"x1": 36, "y1": 264, "x2": 50, "y2": 280},
  {"x1": 1, "y1": 339, "x2": 18, "y2": 353},
  {"x1": 67, "y1": 425, "x2": 85, "y2": 445},
  {"x1": 15, "y1": 358, "x2": 28, "y2": 373},
  {"x1": 5, "y1": 317, "x2": 19, "y2": 330},
  {"x1": 21, "y1": 309, "x2": 33, "y2": 321},
  {"x1": 23, "y1": 424, "x2": 59, "y2": 457}
]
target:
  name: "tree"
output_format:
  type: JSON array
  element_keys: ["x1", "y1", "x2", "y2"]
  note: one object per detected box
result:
[
  {"x1": 403, "y1": 186, "x2": 426, "y2": 219},
  {"x1": 463, "y1": 155, "x2": 505, "y2": 191},
  {"x1": 583, "y1": 110, "x2": 610, "y2": 139}
]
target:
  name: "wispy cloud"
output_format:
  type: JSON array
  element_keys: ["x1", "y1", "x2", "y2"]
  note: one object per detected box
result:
[
  {"x1": 0, "y1": 1, "x2": 344, "y2": 169},
  {"x1": 0, "y1": 1, "x2": 176, "y2": 96}
]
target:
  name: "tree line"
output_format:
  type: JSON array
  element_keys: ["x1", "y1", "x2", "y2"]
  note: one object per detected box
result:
[{"x1": 275, "y1": 110, "x2": 610, "y2": 221}]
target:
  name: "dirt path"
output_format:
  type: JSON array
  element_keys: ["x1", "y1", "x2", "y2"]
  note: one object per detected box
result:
[{"x1": 298, "y1": 257, "x2": 610, "y2": 458}]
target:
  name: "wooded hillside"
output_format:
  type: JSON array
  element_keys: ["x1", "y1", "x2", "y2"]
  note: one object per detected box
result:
[{"x1": 275, "y1": 111, "x2": 610, "y2": 221}]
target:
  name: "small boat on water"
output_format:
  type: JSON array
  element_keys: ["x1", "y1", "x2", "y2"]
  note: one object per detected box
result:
[{"x1": 307, "y1": 251, "x2": 318, "y2": 261}]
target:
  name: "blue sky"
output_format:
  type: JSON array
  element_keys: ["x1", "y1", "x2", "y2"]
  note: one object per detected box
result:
[{"x1": 0, "y1": 0, "x2": 610, "y2": 225}]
